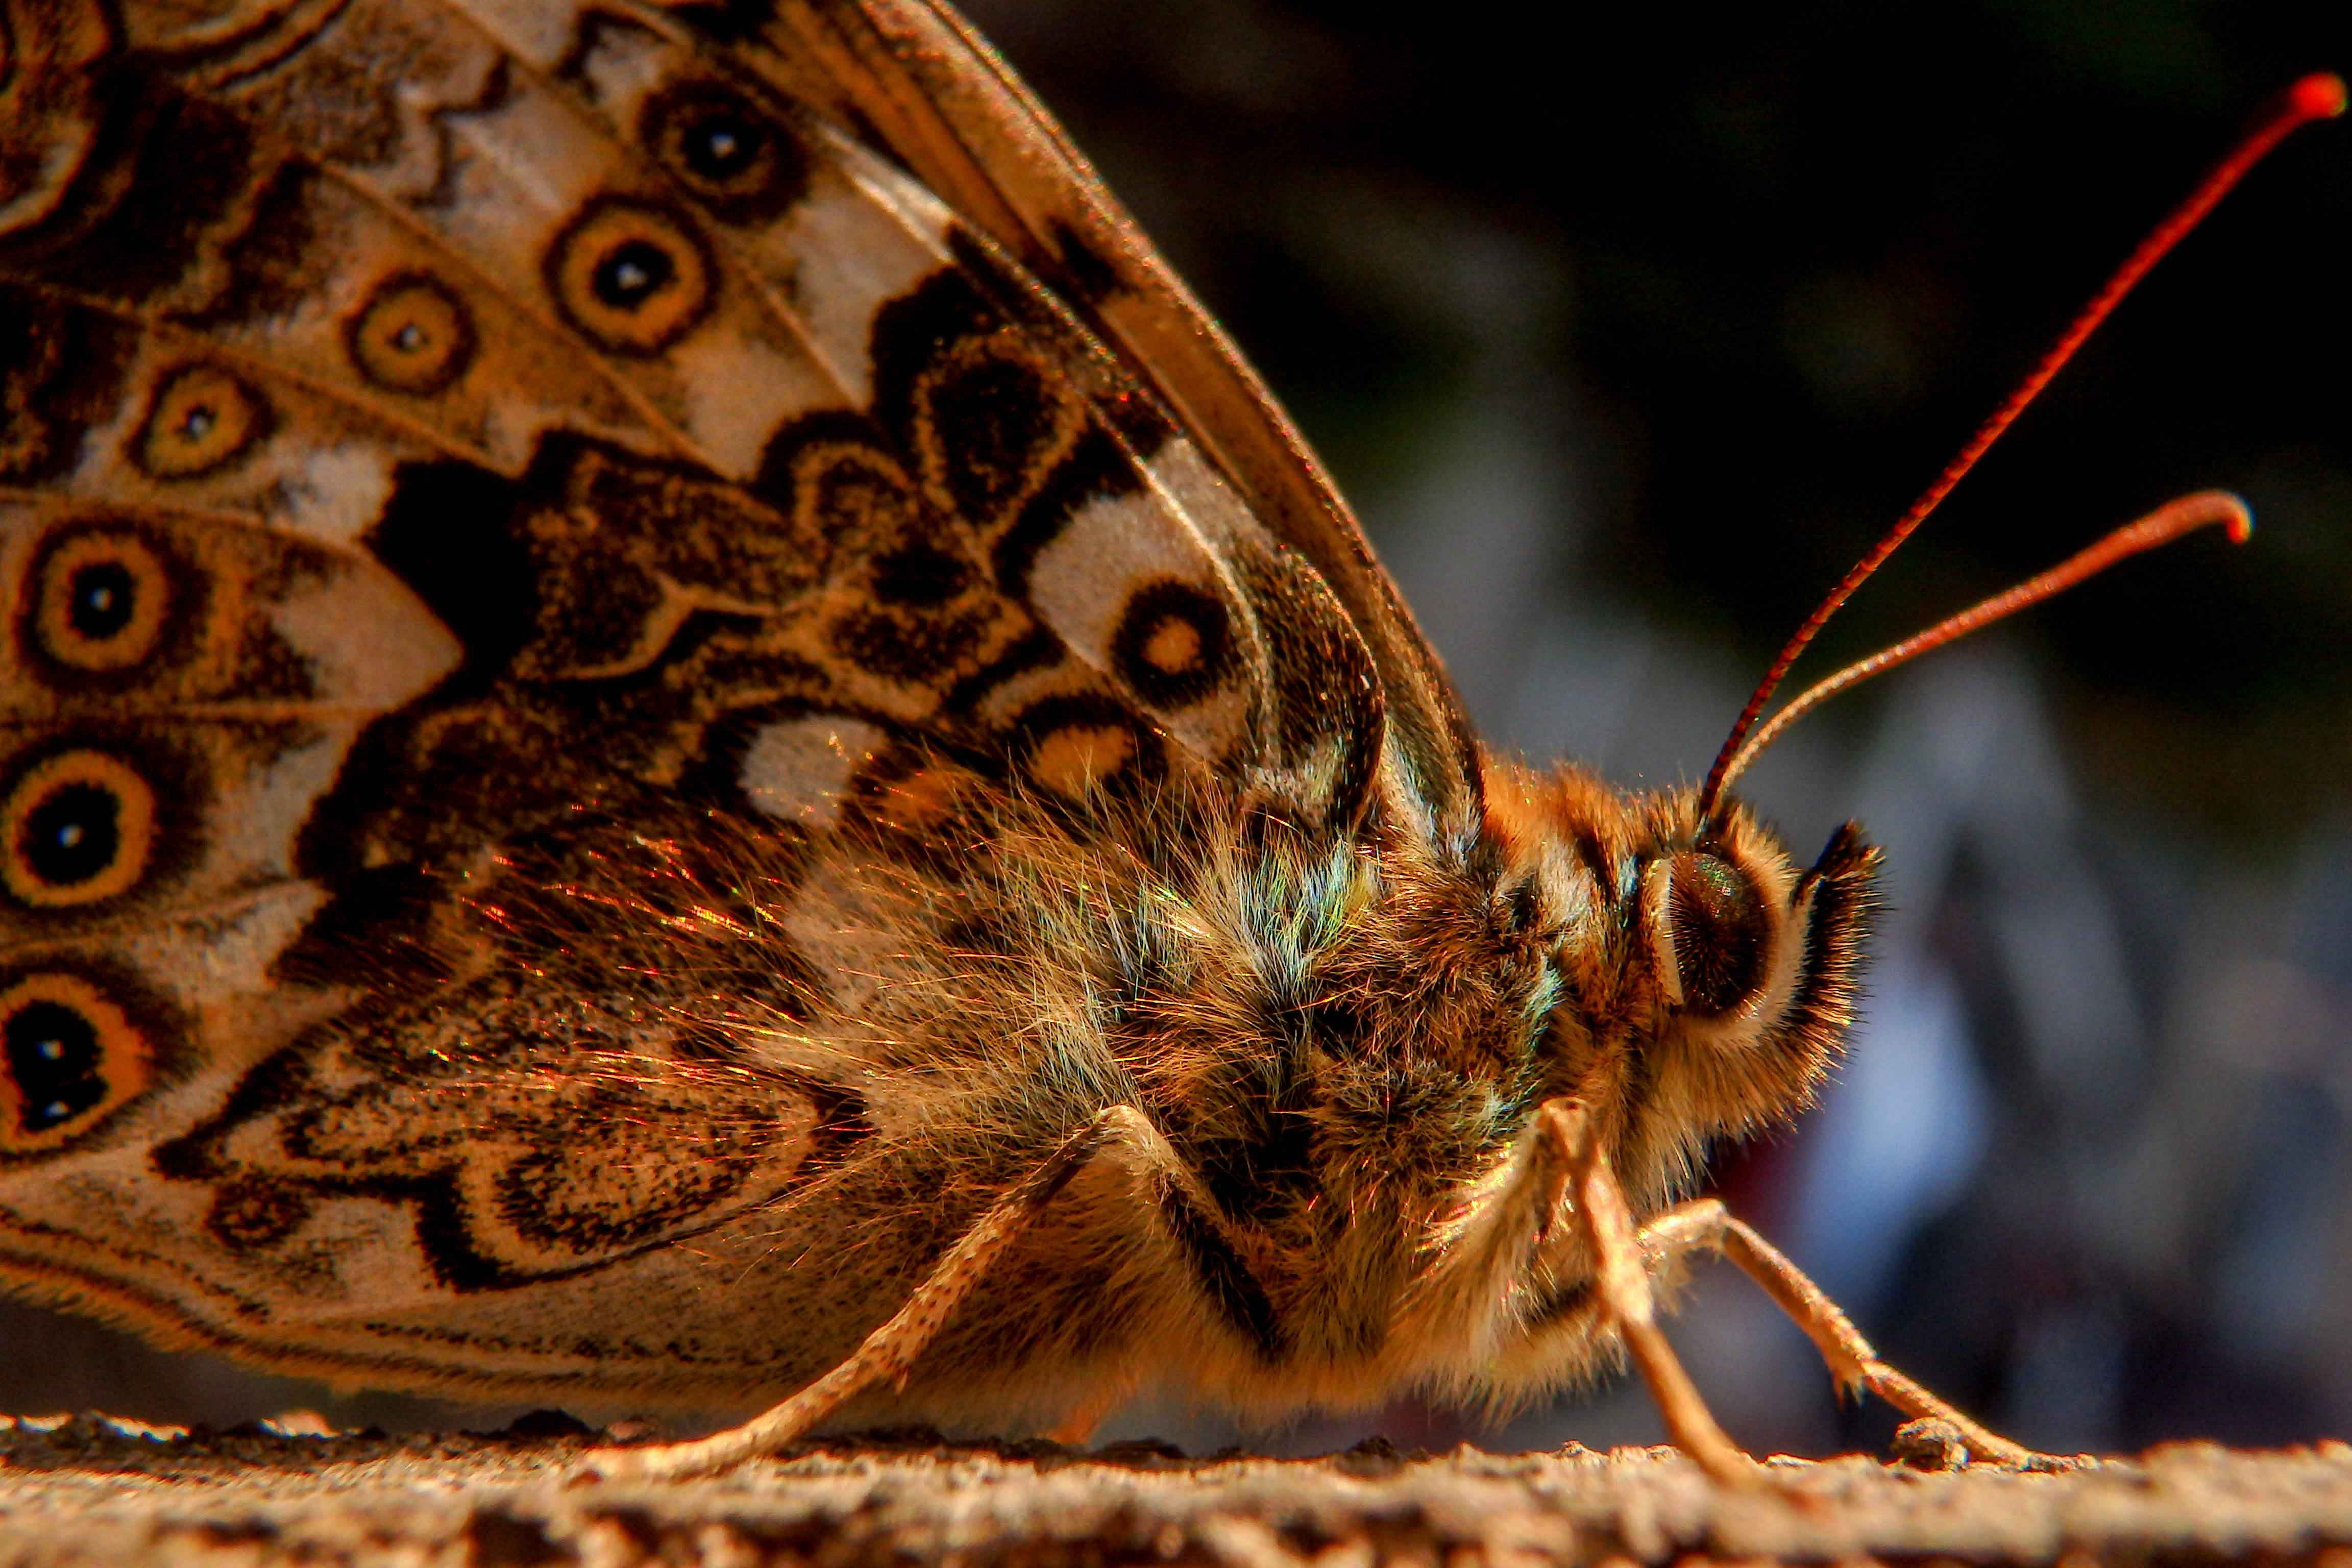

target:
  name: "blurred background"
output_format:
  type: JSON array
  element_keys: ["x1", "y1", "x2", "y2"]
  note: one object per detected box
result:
[{"x1": 5, "y1": 0, "x2": 2348, "y2": 1459}]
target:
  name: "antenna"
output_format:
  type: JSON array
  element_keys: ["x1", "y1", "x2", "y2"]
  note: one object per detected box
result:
[
  {"x1": 1707, "y1": 491, "x2": 2250, "y2": 801},
  {"x1": 1694, "y1": 73, "x2": 2346, "y2": 827}
]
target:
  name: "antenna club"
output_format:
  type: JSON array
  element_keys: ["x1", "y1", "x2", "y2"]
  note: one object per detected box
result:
[
  {"x1": 2220, "y1": 493, "x2": 2255, "y2": 544},
  {"x1": 2288, "y1": 73, "x2": 2348, "y2": 122}
]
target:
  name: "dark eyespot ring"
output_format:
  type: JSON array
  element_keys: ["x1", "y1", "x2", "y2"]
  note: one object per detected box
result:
[
  {"x1": 545, "y1": 197, "x2": 715, "y2": 356},
  {"x1": 134, "y1": 365, "x2": 269, "y2": 479},
  {"x1": 0, "y1": 971, "x2": 158, "y2": 1157},
  {"x1": 1664, "y1": 852, "x2": 1767, "y2": 1016},
  {"x1": 641, "y1": 80, "x2": 810, "y2": 224},
  {"x1": 1, "y1": 749, "x2": 157, "y2": 909},
  {"x1": 1110, "y1": 579, "x2": 1236, "y2": 709},
  {"x1": 32, "y1": 529, "x2": 172, "y2": 672},
  {"x1": 348, "y1": 272, "x2": 477, "y2": 395}
]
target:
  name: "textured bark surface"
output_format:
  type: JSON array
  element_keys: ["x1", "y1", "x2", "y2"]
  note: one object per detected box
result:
[{"x1": 4, "y1": 1413, "x2": 2351, "y2": 1567}]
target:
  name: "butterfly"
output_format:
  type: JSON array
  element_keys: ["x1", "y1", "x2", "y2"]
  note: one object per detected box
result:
[{"x1": 3, "y1": 0, "x2": 2333, "y2": 1483}]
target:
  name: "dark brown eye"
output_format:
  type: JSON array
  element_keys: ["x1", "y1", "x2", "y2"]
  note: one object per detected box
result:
[{"x1": 1664, "y1": 852, "x2": 1766, "y2": 1015}]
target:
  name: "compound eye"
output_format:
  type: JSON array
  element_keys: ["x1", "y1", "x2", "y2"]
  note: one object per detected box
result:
[{"x1": 1651, "y1": 851, "x2": 1768, "y2": 1016}]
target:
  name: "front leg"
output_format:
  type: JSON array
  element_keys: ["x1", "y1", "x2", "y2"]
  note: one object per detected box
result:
[
  {"x1": 1634, "y1": 1196, "x2": 2079, "y2": 1471},
  {"x1": 1540, "y1": 1101, "x2": 1763, "y2": 1488},
  {"x1": 1539, "y1": 1098, "x2": 2078, "y2": 1478}
]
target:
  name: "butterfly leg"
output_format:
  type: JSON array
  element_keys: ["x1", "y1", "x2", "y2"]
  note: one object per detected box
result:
[
  {"x1": 1539, "y1": 1100, "x2": 1765, "y2": 1487},
  {"x1": 1633, "y1": 1196, "x2": 2080, "y2": 1471},
  {"x1": 577, "y1": 1103, "x2": 1159, "y2": 1483}
]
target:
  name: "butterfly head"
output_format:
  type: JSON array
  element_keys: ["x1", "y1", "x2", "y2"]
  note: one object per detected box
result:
[{"x1": 1481, "y1": 761, "x2": 1881, "y2": 1197}]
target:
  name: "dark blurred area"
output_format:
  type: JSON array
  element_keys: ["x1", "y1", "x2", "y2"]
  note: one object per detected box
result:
[{"x1": 4, "y1": 0, "x2": 2347, "y2": 1458}]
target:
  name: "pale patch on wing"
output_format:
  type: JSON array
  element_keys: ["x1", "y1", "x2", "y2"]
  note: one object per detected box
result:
[
  {"x1": 766, "y1": 140, "x2": 961, "y2": 411},
  {"x1": 112, "y1": 883, "x2": 336, "y2": 1010},
  {"x1": 738, "y1": 714, "x2": 889, "y2": 824},
  {"x1": 279, "y1": 446, "x2": 404, "y2": 547},
  {"x1": 1139, "y1": 435, "x2": 1268, "y2": 558},
  {"x1": 662, "y1": 310, "x2": 847, "y2": 479},
  {"x1": 206, "y1": 728, "x2": 368, "y2": 892},
  {"x1": 267, "y1": 557, "x2": 464, "y2": 711},
  {"x1": 1023, "y1": 479, "x2": 1254, "y2": 767}
]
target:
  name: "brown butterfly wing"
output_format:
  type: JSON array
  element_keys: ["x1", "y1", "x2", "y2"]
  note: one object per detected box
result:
[
  {"x1": 0, "y1": 0, "x2": 1391, "y2": 1399},
  {"x1": 746, "y1": 0, "x2": 1484, "y2": 832}
]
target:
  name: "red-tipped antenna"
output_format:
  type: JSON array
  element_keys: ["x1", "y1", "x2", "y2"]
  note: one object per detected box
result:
[
  {"x1": 1709, "y1": 491, "x2": 2250, "y2": 800},
  {"x1": 1695, "y1": 72, "x2": 2347, "y2": 826}
]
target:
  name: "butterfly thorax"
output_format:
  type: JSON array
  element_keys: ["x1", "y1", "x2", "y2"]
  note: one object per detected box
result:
[{"x1": 776, "y1": 753, "x2": 1876, "y2": 1415}]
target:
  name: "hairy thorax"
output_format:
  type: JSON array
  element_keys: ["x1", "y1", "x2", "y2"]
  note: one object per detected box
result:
[{"x1": 790, "y1": 752, "x2": 1868, "y2": 1429}]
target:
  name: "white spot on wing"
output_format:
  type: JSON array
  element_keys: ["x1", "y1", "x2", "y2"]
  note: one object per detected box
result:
[
  {"x1": 278, "y1": 445, "x2": 399, "y2": 544},
  {"x1": 739, "y1": 716, "x2": 888, "y2": 824}
]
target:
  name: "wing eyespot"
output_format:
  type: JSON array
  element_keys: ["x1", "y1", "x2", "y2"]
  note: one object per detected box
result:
[
  {"x1": 545, "y1": 197, "x2": 716, "y2": 356},
  {"x1": 1032, "y1": 722, "x2": 1131, "y2": 797},
  {"x1": 31, "y1": 528, "x2": 172, "y2": 672},
  {"x1": 1112, "y1": 578, "x2": 1236, "y2": 709},
  {"x1": 641, "y1": 79, "x2": 810, "y2": 224},
  {"x1": 1, "y1": 748, "x2": 158, "y2": 909},
  {"x1": 1014, "y1": 696, "x2": 1163, "y2": 802},
  {"x1": 0, "y1": 972, "x2": 158, "y2": 1158},
  {"x1": 348, "y1": 272, "x2": 477, "y2": 395},
  {"x1": 134, "y1": 364, "x2": 268, "y2": 479}
]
